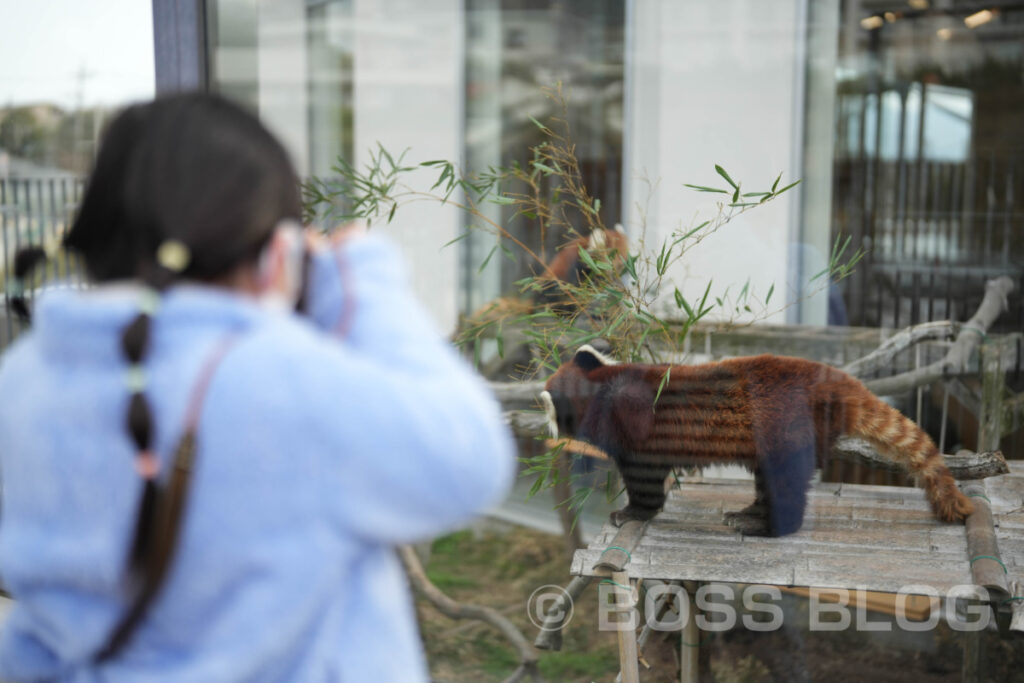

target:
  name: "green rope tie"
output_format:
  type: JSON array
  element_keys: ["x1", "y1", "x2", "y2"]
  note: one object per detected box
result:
[
  {"x1": 968, "y1": 493, "x2": 992, "y2": 505},
  {"x1": 599, "y1": 579, "x2": 635, "y2": 592},
  {"x1": 600, "y1": 546, "x2": 632, "y2": 561},
  {"x1": 1001, "y1": 596, "x2": 1024, "y2": 605},
  {"x1": 961, "y1": 325, "x2": 990, "y2": 342},
  {"x1": 970, "y1": 555, "x2": 1008, "y2": 574}
]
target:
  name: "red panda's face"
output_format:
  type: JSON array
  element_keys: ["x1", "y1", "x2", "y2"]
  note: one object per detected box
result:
[{"x1": 540, "y1": 345, "x2": 616, "y2": 438}]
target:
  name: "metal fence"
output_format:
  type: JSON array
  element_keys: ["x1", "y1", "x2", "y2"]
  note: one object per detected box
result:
[
  {"x1": 0, "y1": 177, "x2": 86, "y2": 347},
  {"x1": 832, "y1": 153, "x2": 1023, "y2": 336}
]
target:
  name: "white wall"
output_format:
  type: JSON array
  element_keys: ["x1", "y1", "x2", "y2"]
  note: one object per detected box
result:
[
  {"x1": 352, "y1": 0, "x2": 464, "y2": 333},
  {"x1": 626, "y1": 0, "x2": 819, "y2": 325},
  {"x1": 257, "y1": 1, "x2": 310, "y2": 176}
]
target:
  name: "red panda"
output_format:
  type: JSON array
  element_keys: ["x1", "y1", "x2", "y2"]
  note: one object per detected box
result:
[
  {"x1": 536, "y1": 227, "x2": 628, "y2": 315},
  {"x1": 540, "y1": 346, "x2": 974, "y2": 536}
]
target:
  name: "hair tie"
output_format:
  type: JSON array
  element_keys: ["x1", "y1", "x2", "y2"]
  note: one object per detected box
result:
[
  {"x1": 156, "y1": 240, "x2": 191, "y2": 273},
  {"x1": 125, "y1": 365, "x2": 147, "y2": 393},
  {"x1": 138, "y1": 288, "x2": 161, "y2": 316},
  {"x1": 134, "y1": 450, "x2": 160, "y2": 480}
]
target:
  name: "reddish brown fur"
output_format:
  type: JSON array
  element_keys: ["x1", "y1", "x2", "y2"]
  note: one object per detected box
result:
[{"x1": 545, "y1": 351, "x2": 972, "y2": 532}]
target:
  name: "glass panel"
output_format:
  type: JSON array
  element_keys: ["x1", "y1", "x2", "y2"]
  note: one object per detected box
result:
[
  {"x1": 0, "y1": 0, "x2": 154, "y2": 344},
  {"x1": 830, "y1": 0, "x2": 1024, "y2": 332},
  {"x1": 463, "y1": 0, "x2": 625, "y2": 313}
]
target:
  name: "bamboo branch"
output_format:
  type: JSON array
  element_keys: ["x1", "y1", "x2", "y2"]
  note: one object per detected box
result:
[{"x1": 397, "y1": 546, "x2": 540, "y2": 682}]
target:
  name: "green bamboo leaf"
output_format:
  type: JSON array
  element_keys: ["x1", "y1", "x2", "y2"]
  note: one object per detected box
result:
[
  {"x1": 479, "y1": 245, "x2": 498, "y2": 273},
  {"x1": 715, "y1": 164, "x2": 739, "y2": 190},
  {"x1": 489, "y1": 195, "x2": 517, "y2": 205},
  {"x1": 775, "y1": 179, "x2": 802, "y2": 195},
  {"x1": 577, "y1": 247, "x2": 598, "y2": 272},
  {"x1": 683, "y1": 183, "x2": 730, "y2": 194},
  {"x1": 622, "y1": 253, "x2": 639, "y2": 280},
  {"x1": 528, "y1": 115, "x2": 550, "y2": 132},
  {"x1": 653, "y1": 367, "x2": 671, "y2": 410},
  {"x1": 771, "y1": 172, "x2": 783, "y2": 193},
  {"x1": 766, "y1": 283, "x2": 774, "y2": 305}
]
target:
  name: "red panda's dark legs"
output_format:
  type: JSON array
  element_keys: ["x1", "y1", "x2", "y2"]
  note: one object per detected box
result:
[
  {"x1": 610, "y1": 458, "x2": 671, "y2": 527},
  {"x1": 724, "y1": 471, "x2": 770, "y2": 534}
]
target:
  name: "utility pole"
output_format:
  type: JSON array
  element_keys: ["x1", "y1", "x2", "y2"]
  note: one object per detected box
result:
[{"x1": 72, "y1": 64, "x2": 95, "y2": 174}]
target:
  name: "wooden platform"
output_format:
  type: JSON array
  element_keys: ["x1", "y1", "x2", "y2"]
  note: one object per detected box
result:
[{"x1": 572, "y1": 462, "x2": 1024, "y2": 593}]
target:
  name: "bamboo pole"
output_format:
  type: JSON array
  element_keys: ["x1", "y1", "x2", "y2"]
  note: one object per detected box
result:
[
  {"x1": 611, "y1": 570, "x2": 640, "y2": 683},
  {"x1": 680, "y1": 581, "x2": 700, "y2": 683},
  {"x1": 961, "y1": 483, "x2": 1010, "y2": 601}
]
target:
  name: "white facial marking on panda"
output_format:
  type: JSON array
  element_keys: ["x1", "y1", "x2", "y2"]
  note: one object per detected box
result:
[
  {"x1": 589, "y1": 228, "x2": 607, "y2": 250},
  {"x1": 539, "y1": 391, "x2": 558, "y2": 438}
]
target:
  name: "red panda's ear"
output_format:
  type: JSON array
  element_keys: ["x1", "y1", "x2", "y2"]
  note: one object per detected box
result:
[{"x1": 573, "y1": 344, "x2": 617, "y2": 372}]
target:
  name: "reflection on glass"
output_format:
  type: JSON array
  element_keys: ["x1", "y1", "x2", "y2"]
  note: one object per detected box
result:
[
  {"x1": 464, "y1": 0, "x2": 625, "y2": 313},
  {"x1": 831, "y1": 1, "x2": 1022, "y2": 331}
]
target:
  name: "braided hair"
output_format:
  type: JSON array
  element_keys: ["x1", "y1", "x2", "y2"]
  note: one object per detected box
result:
[{"x1": 12, "y1": 94, "x2": 302, "y2": 640}]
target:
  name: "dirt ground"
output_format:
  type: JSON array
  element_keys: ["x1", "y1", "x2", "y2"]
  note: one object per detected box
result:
[{"x1": 415, "y1": 525, "x2": 1024, "y2": 682}]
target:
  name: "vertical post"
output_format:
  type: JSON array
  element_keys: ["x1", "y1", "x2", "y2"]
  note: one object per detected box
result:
[
  {"x1": 611, "y1": 571, "x2": 640, "y2": 683},
  {"x1": 552, "y1": 453, "x2": 584, "y2": 558},
  {"x1": 680, "y1": 581, "x2": 700, "y2": 683},
  {"x1": 151, "y1": 0, "x2": 208, "y2": 94},
  {"x1": 978, "y1": 338, "x2": 1010, "y2": 452}
]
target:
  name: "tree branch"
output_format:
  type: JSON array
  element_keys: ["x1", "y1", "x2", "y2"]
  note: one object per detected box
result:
[
  {"x1": 865, "y1": 276, "x2": 1016, "y2": 396},
  {"x1": 832, "y1": 438, "x2": 1008, "y2": 479},
  {"x1": 842, "y1": 320, "x2": 956, "y2": 378},
  {"x1": 397, "y1": 545, "x2": 540, "y2": 682}
]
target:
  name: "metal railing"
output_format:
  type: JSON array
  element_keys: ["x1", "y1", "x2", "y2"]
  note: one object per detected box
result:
[{"x1": 0, "y1": 177, "x2": 87, "y2": 347}]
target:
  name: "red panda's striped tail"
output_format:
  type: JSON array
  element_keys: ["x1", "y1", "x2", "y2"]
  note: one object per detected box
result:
[{"x1": 853, "y1": 399, "x2": 974, "y2": 522}]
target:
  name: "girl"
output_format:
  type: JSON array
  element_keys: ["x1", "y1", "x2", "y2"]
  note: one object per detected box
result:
[{"x1": 0, "y1": 93, "x2": 514, "y2": 681}]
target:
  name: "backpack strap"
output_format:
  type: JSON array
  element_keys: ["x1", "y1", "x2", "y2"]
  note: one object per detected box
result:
[{"x1": 96, "y1": 334, "x2": 240, "y2": 662}]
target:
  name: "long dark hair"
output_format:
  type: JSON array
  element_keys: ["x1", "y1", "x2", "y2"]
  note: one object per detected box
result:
[{"x1": 14, "y1": 93, "x2": 302, "y2": 658}]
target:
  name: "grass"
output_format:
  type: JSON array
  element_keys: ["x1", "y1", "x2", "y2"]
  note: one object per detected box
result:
[{"x1": 415, "y1": 525, "x2": 621, "y2": 682}]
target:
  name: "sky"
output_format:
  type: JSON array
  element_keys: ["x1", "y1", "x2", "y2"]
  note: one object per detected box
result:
[{"x1": 0, "y1": 0, "x2": 155, "y2": 109}]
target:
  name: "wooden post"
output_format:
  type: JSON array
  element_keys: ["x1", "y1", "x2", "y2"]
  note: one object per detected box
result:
[
  {"x1": 680, "y1": 581, "x2": 700, "y2": 683},
  {"x1": 978, "y1": 341, "x2": 1005, "y2": 452},
  {"x1": 611, "y1": 571, "x2": 640, "y2": 683},
  {"x1": 1009, "y1": 581, "x2": 1024, "y2": 634}
]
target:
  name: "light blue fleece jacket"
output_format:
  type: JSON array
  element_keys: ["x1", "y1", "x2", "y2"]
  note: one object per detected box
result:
[{"x1": 0, "y1": 234, "x2": 516, "y2": 681}]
